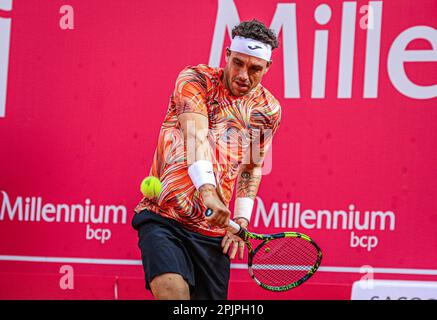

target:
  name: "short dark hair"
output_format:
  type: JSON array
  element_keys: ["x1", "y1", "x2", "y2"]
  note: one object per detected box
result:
[{"x1": 232, "y1": 19, "x2": 279, "y2": 50}]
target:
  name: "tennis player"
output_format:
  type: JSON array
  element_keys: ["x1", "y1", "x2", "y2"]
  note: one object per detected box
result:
[{"x1": 132, "y1": 20, "x2": 281, "y2": 300}]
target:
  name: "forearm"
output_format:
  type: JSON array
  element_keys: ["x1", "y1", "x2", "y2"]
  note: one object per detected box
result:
[
  {"x1": 236, "y1": 163, "x2": 262, "y2": 199},
  {"x1": 178, "y1": 113, "x2": 211, "y2": 165},
  {"x1": 233, "y1": 164, "x2": 262, "y2": 226}
]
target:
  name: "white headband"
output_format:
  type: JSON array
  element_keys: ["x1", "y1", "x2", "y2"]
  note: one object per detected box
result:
[{"x1": 229, "y1": 36, "x2": 272, "y2": 62}]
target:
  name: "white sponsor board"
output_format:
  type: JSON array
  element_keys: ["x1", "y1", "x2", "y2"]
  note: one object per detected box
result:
[{"x1": 351, "y1": 280, "x2": 437, "y2": 300}]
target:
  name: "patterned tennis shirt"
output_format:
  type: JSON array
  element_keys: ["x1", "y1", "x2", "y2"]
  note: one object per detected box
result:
[{"x1": 135, "y1": 64, "x2": 281, "y2": 237}]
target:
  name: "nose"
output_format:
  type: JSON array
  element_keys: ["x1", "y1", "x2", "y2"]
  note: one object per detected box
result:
[{"x1": 237, "y1": 68, "x2": 249, "y2": 83}]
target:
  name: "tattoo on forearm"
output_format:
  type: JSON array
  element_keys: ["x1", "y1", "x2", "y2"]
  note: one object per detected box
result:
[{"x1": 237, "y1": 170, "x2": 261, "y2": 198}]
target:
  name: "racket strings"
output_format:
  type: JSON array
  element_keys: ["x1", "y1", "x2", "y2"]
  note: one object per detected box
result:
[
  {"x1": 253, "y1": 250, "x2": 315, "y2": 285},
  {"x1": 255, "y1": 238, "x2": 317, "y2": 266},
  {"x1": 251, "y1": 237, "x2": 319, "y2": 287}
]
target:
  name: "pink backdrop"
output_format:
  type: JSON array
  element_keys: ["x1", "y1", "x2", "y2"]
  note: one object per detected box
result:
[{"x1": 0, "y1": 0, "x2": 436, "y2": 299}]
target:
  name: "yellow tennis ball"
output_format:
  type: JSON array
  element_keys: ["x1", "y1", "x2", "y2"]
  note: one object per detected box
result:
[{"x1": 140, "y1": 176, "x2": 162, "y2": 199}]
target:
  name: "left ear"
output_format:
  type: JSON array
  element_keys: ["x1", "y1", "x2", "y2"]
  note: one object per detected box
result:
[{"x1": 225, "y1": 48, "x2": 231, "y2": 63}]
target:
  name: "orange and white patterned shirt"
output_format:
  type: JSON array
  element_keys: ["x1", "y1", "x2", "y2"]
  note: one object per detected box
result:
[{"x1": 135, "y1": 64, "x2": 281, "y2": 237}]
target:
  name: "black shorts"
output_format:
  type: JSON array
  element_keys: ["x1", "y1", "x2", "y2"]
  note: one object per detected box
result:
[{"x1": 131, "y1": 209, "x2": 230, "y2": 300}]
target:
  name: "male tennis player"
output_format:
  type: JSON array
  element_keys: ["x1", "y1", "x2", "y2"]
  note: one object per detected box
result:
[{"x1": 132, "y1": 20, "x2": 281, "y2": 300}]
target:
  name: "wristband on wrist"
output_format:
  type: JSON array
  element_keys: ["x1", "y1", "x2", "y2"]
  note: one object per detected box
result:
[
  {"x1": 234, "y1": 197, "x2": 254, "y2": 222},
  {"x1": 188, "y1": 160, "x2": 217, "y2": 190}
]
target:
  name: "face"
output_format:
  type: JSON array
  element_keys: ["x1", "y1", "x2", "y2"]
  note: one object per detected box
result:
[{"x1": 223, "y1": 49, "x2": 271, "y2": 97}]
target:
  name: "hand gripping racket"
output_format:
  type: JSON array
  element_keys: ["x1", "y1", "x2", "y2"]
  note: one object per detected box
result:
[{"x1": 205, "y1": 208, "x2": 322, "y2": 292}]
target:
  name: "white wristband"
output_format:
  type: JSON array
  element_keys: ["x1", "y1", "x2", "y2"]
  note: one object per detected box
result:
[
  {"x1": 188, "y1": 160, "x2": 217, "y2": 190},
  {"x1": 234, "y1": 197, "x2": 254, "y2": 222}
]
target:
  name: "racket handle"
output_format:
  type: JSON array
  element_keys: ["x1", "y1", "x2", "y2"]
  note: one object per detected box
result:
[{"x1": 204, "y1": 208, "x2": 241, "y2": 233}]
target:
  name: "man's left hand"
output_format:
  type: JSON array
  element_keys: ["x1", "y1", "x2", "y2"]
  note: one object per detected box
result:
[{"x1": 221, "y1": 218, "x2": 248, "y2": 259}]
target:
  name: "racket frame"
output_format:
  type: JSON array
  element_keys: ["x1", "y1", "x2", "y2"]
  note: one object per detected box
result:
[
  {"x1": 240, "y1": 229, "x2": 323, "y2": 292},
  {"x1": 205, "y1": 209, "x2": 322, "y2": 292}
]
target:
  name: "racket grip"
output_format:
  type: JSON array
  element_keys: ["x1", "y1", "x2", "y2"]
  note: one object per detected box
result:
[{"x1": 204, "y1": 208, "x2": 241, "y2": 233}]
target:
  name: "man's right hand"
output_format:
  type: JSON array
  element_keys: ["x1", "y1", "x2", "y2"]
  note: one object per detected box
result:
[{"x1": 200, "y1": 184, "x2": 230, "y2": 228}]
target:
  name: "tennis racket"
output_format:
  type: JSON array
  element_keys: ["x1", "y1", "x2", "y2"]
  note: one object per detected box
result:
[{"x1": 205, "y1": 208, "x2": 322, "y2": 292}]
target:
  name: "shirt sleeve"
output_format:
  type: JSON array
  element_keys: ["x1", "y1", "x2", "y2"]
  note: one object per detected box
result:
[
  {"x1": 173, "y1": 67, "x2": 208, "y2": 117},
  {"x1": 249, "y1": 97, "x2": 282, "y2": 164}
]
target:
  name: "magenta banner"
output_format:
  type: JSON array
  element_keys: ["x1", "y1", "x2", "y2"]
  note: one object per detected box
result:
[{"x1": 0, "y1": 0, "x2": 436, "y2": 299}]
